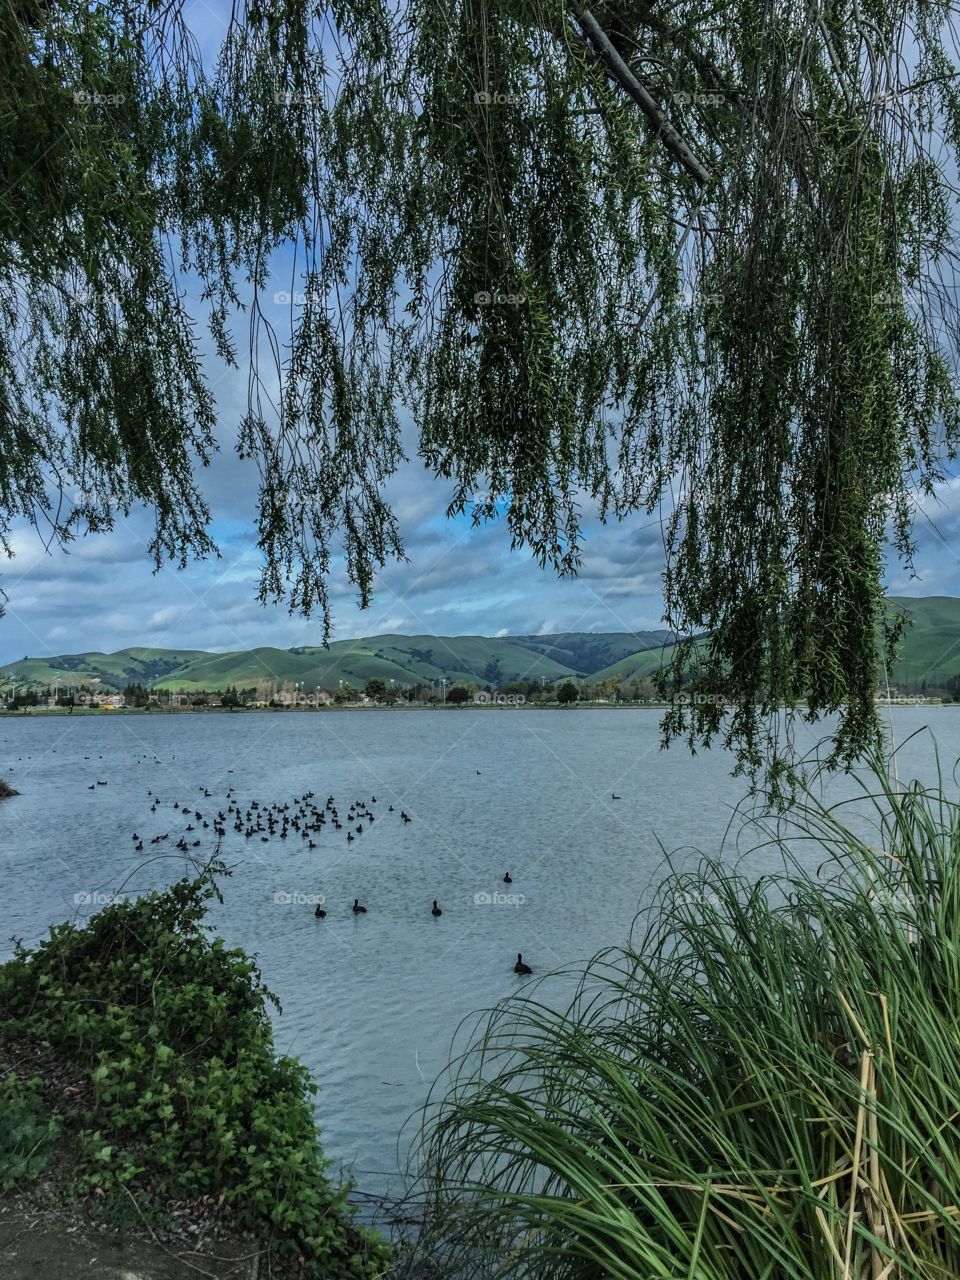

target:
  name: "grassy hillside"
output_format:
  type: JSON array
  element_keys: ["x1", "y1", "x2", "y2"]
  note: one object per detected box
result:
[
  {"x1": 512, "y1": 632, "x2": 674, "y2": 677},
  {"x1": 0, "y1": 630, "x2": 674, "y2": 693},
  {"x1": 2, "y1": 599, "x2": 957, "y2": 694},
  {"x1": 586, "y1": 598, "x2": 960, "y2": 689},
  {"x1": 885, "y1": 596, "x2": 960, "y2": 689}
]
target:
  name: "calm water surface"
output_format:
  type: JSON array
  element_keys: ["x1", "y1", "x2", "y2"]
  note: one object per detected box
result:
[{"x1": 0, "y1": 707, "x2": 956, "y2": 1198}]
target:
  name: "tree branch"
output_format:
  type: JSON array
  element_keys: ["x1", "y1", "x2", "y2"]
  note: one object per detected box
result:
[{"x1": 572, "y1": 6, "x2": 712, "y2": 186}]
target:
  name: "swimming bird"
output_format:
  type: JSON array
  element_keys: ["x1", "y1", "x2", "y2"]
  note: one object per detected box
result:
[
  {"x1": 503, "y1": 872, "x2": 512, "y2": 884},
  {"x1": 352, "y1": 899, "x2": 367, "y2": 914},
  {"x1": 431, "y1": 900, "x2": 442, "y2": 917},
  {"x1": 514, "y1": 953, "x2": 532, "y2": 975},
  {"x1": 314, "y1": 905, "x2": 326, "y2": 918},
  {"x1": 611, "y1": 793, "x2": 621, "y2": 800}
]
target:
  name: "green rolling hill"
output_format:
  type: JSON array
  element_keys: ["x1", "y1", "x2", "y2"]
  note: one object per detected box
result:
[
  {"x1": 883, "y1": 596, "x2": 960, "y2": 689},
  {"x1": 1, "y1": 598, "x2": 958, "y2": 694},
  {"x1": 0, "y1": 630, "x2": 674, "y2": 693}
]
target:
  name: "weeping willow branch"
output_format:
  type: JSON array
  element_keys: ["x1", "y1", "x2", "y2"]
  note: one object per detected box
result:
[{"x1": 571, "y1": 7, "x2": 712, "y2": 184}]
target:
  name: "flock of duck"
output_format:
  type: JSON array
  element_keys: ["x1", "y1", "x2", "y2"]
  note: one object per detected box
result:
[{"x1": 128, "y1": 781, "x2": 534, "y2": 974}]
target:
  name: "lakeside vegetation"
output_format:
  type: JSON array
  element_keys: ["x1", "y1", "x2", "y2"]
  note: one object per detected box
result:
[
  {"x1": 0, "y1": 866, "x2": 389, "y2": 1278},
  {"x1": 411, "y1": 760, "x2": 960, "y2": 1279}
]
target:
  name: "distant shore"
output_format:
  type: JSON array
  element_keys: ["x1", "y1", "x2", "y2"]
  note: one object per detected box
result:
[
  {"x1": 0, "y1": 702, "x2": 669, "y2": 716},
  {"x1": 0, "y1": 699, "x2": 949, "y2": 719}
]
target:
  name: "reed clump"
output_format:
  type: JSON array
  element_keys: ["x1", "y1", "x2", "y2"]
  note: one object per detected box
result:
[{"x1": 416, "y1": 763, "x2": 960, "y2": 1279}]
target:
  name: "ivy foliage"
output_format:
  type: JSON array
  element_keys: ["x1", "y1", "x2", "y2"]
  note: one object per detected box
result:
[
  {"x1": 0, "y1": 869, "x2": 391, "y2": 1278},
  {"x1": 3, "y1": 1, "x2": 960, "y2": 784}
]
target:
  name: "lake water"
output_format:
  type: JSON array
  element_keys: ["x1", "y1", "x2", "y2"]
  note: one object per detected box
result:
[{"x1": 0, "y1": 706, "x2": 956, "y2": 1203}]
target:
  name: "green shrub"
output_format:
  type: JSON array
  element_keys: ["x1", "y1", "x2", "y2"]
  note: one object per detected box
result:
[
  {"x1": 0, "y1": 868, "x2": 390, "y2": 1278},
  {"x1": 416, "y1": 761, "x2": 960, "y2": 1279},
  {"x1": 0, "y1": 1074, "x2": 60, "y2": 1191}
]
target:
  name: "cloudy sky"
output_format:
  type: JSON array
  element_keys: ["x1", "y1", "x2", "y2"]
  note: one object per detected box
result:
[
  {"x1": 0, "y1": 430, "x2": 674, "y2": 661},
  {"x1": 3, "y1": 414, "x2": 960, "y2": 664}
]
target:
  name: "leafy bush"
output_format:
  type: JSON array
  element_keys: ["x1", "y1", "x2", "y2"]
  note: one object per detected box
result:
[
  {"x1": 0, "y1": 868, "x2": 390, "y2": 1278},
  {"x1": 0, "y1": 1075, "x2": 60, "y2": 1191},
  {"x1": 416, "y1": 761, "x2": 960, "y2": 1279}
]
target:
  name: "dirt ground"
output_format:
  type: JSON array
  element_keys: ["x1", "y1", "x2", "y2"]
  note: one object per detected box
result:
[{"x1": 0, "y1": 1198, "x2": 268, "y2": 1279}]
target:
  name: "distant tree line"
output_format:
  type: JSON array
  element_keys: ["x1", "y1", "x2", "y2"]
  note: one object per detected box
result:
[{"x1": 11, "y1": 671, "x2": 952, "y2": 711}]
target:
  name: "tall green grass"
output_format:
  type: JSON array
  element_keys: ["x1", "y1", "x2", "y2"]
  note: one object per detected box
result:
[{"x1": 412, "y1": 760, "x2": 960, "y2": 1278}]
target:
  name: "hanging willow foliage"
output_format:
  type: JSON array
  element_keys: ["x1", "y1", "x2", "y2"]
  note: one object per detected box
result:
[{"x1": 2, "y1": 0, "x2": 959, "y2": 785}]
